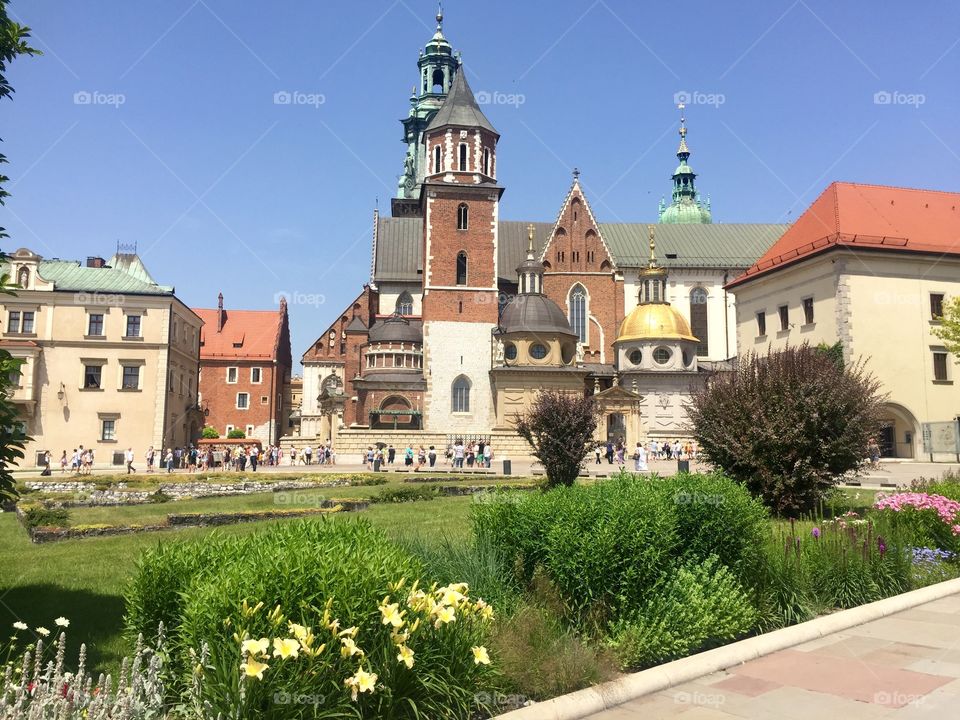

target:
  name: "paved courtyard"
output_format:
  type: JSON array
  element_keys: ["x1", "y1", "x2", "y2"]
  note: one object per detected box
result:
[{"x1": 587, "y1": 593, "x2": 960, "y2": 719}]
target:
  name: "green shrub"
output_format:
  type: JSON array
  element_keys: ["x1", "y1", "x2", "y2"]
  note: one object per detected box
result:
[
  {"x1": 349, "y1": 475, "x2": 389, "y2": 486},
  {"x1": 227, "y1": 429, "x2": 245, "y2": 439},
  {"x1": 201, "y1": 426, "x2": 220, "y2": 439},
  {"x1": 146, "y1": 489, "x2": 172, "y2": 504},
  {"x1": 127, "y1": 519, "x2": 497, "y2": 719},
  {"x1": 20, "y1": 505, "x2": 70, "y2": 529},
  {"x1": 371, "y1": 485, "x2": 440, "y2": 503},
  {"x1": 607, "y1": 555, "x2": 757, "y2": 669}
]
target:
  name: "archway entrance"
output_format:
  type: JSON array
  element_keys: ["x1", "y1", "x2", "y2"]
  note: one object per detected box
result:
[
  {"x1": 878, "y1": 403, "x2": 919, "y2": 459},
  {"x1": 607, "y1": 413, "x2": 626, "y2": 444}
]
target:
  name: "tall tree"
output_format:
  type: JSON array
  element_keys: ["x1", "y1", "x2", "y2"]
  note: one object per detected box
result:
[
  {"x1": 688, "y1": 344, "x2": 885, "y2": 516},
  {"x1": 932, "y1": 296, "x2": 960, "y2": 359},
  {"x1": 0, "y1": 1, "x2": 39, "y2": 501},
  {"x1": 514, "y1": 390, "x2": 597, "y2": 488}
]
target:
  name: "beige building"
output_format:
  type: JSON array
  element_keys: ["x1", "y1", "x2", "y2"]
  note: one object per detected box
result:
[
  {"x1": 2, "y1": 247, "x2": 202, "y2": 468},
  {"x1": 728, "y1": 182, "x2": 960, "y2": 460}
]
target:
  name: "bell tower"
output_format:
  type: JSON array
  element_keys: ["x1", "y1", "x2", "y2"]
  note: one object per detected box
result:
[{"x1": 393, "y1": 5, "x2": 461, "y2": 216}]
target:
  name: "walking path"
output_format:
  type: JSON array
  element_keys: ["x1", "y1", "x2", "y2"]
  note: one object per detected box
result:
[{"x1": 586, "y1": 593, "x2": 960, "y2": 719}]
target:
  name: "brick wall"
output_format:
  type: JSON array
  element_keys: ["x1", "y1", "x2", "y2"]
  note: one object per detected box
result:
[{"x1": 199, "y1": 360, "x2": 278, "y2": 441}]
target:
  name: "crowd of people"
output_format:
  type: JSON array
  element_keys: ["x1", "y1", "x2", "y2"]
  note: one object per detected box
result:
[
  {"x1": 594, "y1": 438, "x2": 698, "y2": 470},
  {"x1": 360, "y1": 439, "x2": 493, "y2": 472},
  {"x1": 286, "y1": 444, "x2": 337, "y2": 465}
]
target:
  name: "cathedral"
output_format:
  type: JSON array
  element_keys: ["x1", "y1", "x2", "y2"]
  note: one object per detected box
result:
[{"x1": 296, "y1": 10, "x2": 786, "y2": 452}]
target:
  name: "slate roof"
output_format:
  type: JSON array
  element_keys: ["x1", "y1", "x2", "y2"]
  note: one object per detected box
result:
[
  {"x1": 373, "y1": 217, "x2": 788, "y2": 284},
  {"x1": 424, "y1": 68, "x2": 498, "y2": 136},
  {"x1": 34, "y1": 256, "x2": 174, "y2": 295},
  {"x1": 728, "y1": 182, "x2": 960, "y2": 287},
  {"x1": 193, "y1": 307, "x2": 284, "y2": 360}
]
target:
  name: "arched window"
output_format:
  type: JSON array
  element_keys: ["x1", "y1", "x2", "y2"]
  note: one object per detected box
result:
[
  {"x1": 456, "y1": 251, "x2": 468, "y2": 285},
  {"x1": 690, "y1": 287, "x2": 709, "y2": 357},
  {"x1": 431, "y1": 68, "x2": 444, "y2": 93},
  {"x1": 396, "y1": 291, "x2": 414, "y2": 316},
  {"x1": 458, "y1": 143, "x2": 468, "y2": 171},
  {"x1": 434, "y1": 145, "x2": 442, "y2": 173},
  {"x1": 452, "y1": 375, "x2": 471, "y2": 413},
  {"x1": 569, "y1": 284, "x2": 587, "y2": 344},
  {"x1": 457, "y1": 203, "x2": 468, "y2": 231},
  {"x1": 482, "y1": 148, "x2": 490, "y2": 175}
]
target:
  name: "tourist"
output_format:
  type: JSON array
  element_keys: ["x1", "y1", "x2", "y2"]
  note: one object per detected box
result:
[
  {"x1": 595, "y1": 443, "x2": 602, "y2": 464},
  {"x1": 328, "y1": 446, "x2": 336, "y2": 465},
  {"x1": 416, "y1": 445, "x2": 426, "y2": 471},
  {"x1": 485, "y1": 444, "x2": 493, "y2": 468},
  {"x1": 466, "y1": 442, "x2": 476, "y2": 467},
  {"x1": 125, "y1": 447, "x2": 135, "y2": 474},
  {"x1": 40, "y1": 450, "x2": 52, "y2": 476},
  {"x1": 605, "y1": 440, "x2": 614, "y2": 464},
  {"x1": 238, "y1": 447, "x2": 248, "y2": 472},
  {"x1": 867, "y1": 437, "x2": 881, "y2": 468},
  {"x1": 164, "y1": 448, "x2": 174, "y2": 473},
  {"x1": 650, "y1": 439, "x2": 659, "y2": 459},
  {"x1": 404, "y1": 444, "x2": 414, "y2": 467},
  {"x1": 428, "y1": 445, "x2": 437, "y2": 467},
  {"x1": 615, "y1": 442, "x2": 625, "y2": 466},
  {"x1": 366, "y1": 446, "x2": 375, "y2": 471},
  {"x1": 145, "y1": 446, "x2": 155, "y2": 473},
  {"x1": 188, "y1": 446, "x2": 198, "y2": 473},
  {"x1": 633, "y1": 442, "x2": 648, "y2": 473},
  {"x1": 59, "y1": 450, "x2": 68, "y2": 473},
  {"x1": 388, "y1": 444, "x2": 396, "y2": 465},
  {"x1": 373, "y1": 446, "x2": 384, "y2": 472},
  {"x1": 453, "y1": 439, "x2": 465, "y2": 468},
  {"x1": 476, "y1": 444, "x2": 485, "y2": 468},
  {"x1": 305, "y1": 445, "x2": 313, "y2": 465}
]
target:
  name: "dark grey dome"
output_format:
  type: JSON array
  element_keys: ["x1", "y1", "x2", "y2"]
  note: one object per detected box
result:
[
  {"x1": 499, "y1": 295, "x2": 576, "y2": 336},
  {"x1": 368, "y1": 316, "x2": 422, "y2": 343}
]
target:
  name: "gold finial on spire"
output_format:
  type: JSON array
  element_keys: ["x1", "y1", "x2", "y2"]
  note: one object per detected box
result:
[
  {"x1": 436, "y1": 2, "x2": 443, "y2": 30},
  {"x1": 677, "y1": 102, "x2": 689, "y2": 153},
  {"x1": 527, "y1": 223, "x2": 535, "y2": 255}
]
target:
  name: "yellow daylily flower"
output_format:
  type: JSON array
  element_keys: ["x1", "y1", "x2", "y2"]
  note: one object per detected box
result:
[
  {"x1": 338, "y1": 626, "x2": 359, "y2": 638},
  {"x1": 440, "y1": 588, "x2": 465, "y2": 607},
  {"x1": 340, "y1": 637, "x2": 364, "y2": 658},
  {"x1": 242, "y1": 659, "x2": 269, "y2": 679},
  {"x1": 272, "y1": 637, "x2": 301, "y2": 660},
  {"x1": 241, "y1": 638, "x2": 270, "y2": 657},
  {"x1": 379, "y1": 602, "x2": 405, "y2": 628},
  {"x1": 397, "y1": 644, "x2": 415, "y2": 669},
  {"x1": 432, "y1": 605, "x2": 455, "y2": 627},
  {"x1": 390, "y1": 629, "x2": 410, "y2": 646},
  {"x1": 471, "y1": 646, "x2": 491, "y2": 666},
  {"x1": 288, "y1": 622, "x2": 310, "y2": 642},
  {"x1": 344, "y1": 666, "x2": 378, "y2": 702}
]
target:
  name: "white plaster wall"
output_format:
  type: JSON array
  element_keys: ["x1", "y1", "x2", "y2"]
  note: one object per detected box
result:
[
  {"x1": 423, "y1": 320, "x2": 496, "y2": 433},
  {"x1": 377, "y1": 282, "x2": 424, "y2": 316}
]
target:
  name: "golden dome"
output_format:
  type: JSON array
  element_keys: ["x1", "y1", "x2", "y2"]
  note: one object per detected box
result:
[{"x1": 617, "y1": 303, "x2": 698, "y2": 343}]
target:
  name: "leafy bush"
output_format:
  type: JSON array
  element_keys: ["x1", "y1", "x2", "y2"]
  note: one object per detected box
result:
[
  {"x1": 872, "y1": 492, "x2": 960, "y2": 553},
  {"x1": 127, "y1": 519, "x2": 497, "y2": 719},
  {"x1": 607, "y1": 555, "x2": 757, "y2": 668},
  {"x1": 513, "y1": 390, "x2": 597, "y2": 488},
  {"x1": 146, "y1": 489, "x2": 172, "y2": 504},
  {"x1": 471, "y1": 473, "x2": 766, "y2": 627},
  {"x1": 349, "y1": 475, "x2": 389, "y2": 486},
  {"x1": 19, "y1": 504, "x2": 70, "y2": 529},
  {"x1": 371, "y1": 485, "x2": 440, "y2": 503},
  {"x1": 227, "y1": 429, "x2": 246, "y2": 439},
  {"x1": 922, "y1": 473, "x2": 960, "y2": 502},
  {"x1": 201, "y1": 425, "x2": 220, "y2": 439},
  {"x1": 689, "y1": 345, "x2": 885, "y2": 516}
]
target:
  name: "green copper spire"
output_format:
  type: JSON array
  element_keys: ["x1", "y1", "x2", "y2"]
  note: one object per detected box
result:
[
  {"x1": 394, "y1": 5, "x2": 461, "y2": 207},
  {"x1": 658, "y1": 103, "x2": 712, "y2": 224}
]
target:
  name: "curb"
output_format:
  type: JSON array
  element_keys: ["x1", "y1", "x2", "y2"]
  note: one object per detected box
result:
[{"x1": 494, "y1": 578, "x2": 960, "y2": 720}]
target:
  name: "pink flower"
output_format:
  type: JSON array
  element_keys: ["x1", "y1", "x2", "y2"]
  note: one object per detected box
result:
[{"x1": 874, "y1": 493, "x2": 960, "y2": 525}]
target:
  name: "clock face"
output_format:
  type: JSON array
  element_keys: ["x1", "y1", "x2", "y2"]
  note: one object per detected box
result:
[{"x1": 329, "y1": 331, "x2": 335, "y2": 339}]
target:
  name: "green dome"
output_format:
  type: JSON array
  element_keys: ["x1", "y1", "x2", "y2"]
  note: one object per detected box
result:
[{"x1": 660, "y1": 198, "x2": 712, "y2": 224}]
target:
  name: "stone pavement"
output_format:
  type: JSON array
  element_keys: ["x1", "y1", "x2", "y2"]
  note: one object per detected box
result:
[{"x1": 586, "y1": 593, "x2": 960, "y2": 719}]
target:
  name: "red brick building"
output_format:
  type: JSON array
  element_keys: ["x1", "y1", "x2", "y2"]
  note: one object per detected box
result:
[{"x1": 194, "y1": 294, "x2": 292, "y2": 444}]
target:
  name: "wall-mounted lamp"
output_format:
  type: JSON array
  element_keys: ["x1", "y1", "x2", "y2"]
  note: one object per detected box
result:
[{"x1": 56, "y1": 382, "x2": 65, "y2": 401}]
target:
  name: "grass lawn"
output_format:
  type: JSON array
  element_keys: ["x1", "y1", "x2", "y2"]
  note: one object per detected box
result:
[{"x1": 0, "y1": 494, "x2": 475, "y2": 673}]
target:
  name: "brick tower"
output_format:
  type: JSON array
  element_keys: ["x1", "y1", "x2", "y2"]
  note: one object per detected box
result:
[{"x1": 419, "y1": 65, "x2": 502, "y2": 433}]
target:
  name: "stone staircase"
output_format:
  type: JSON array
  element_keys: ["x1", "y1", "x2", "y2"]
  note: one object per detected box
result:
[{"x1": 281, "y1": 428, "x2": 535, "y2": 461}]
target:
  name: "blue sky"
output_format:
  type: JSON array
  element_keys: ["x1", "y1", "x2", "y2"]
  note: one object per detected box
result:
[{"x1": 3, "y1": 0, "x2": 959, "y2": 363}]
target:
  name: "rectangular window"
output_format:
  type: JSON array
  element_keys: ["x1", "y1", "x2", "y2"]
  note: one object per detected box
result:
[
  {"x1": 756, "y1": 311, "x2": 766, "y2": 337},
  {"x1": 260, "y1": 395, "x2": 268, "y2": 404},
  {"x1": 572, "y1": 251, "x2": 580, "y2": 263},
  {"x1": 121, "y1": 365, "x2": 140, "y2": 390},
  {"x1": 225, "y1": 424, "x2": 235, "y2": 435},
  {"x1": 7, "y1": 311, "x2": 20, "y2": 333},
  {"x1": 251, "y1": 367, "x2": 262, "y2": 383},
  {"x1": 778, "y1": 305, "x2": 789, "y2": 331},
  {"x1": 21, "y1": 311, "x2": 34, "y2": 334},
  {"x1": 245, "y1": 424, "x2": 255, "y2": 437},
  {"x1": 227, "y1": 367, "x2": 238, "y2": 384},
  {"x1": 931, "y1": 293, "x2": 944, "y2": 320},
  {"x1": 125, "y1": 314, "x2": 141, "y2": 338},
  {"x1": 88, "y1": 313, "x2": 105, "y2": 336},
  {"x1": 934, "y1": 351, "x2": 949, "y2": 381},
  {"x1": 8, "y1": 368, "x2": 21, "y2": 388},
  {"x1": 84, "y1": 365, "x2": 102, "y2": 389},
  {"x1": 101, "y1": 419, "x2": 116, "y2": 441},
  {"x1": 802, "y1": 297, "x2": 814, "y2": 325},
  {"x1": 236, "y1": 392, "x2": 249, "y2": 409}
]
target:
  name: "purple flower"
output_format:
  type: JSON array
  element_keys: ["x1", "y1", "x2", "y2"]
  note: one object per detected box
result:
[
  {"x1": 811, "y1": 527, "x2": 821, "y2": 539},
  {"x1": 877, "y1": 536, "x2": 887, "y2": 556}
]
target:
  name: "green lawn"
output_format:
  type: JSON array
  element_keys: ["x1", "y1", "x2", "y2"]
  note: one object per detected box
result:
[{"x1": 0, "y1": 494, "x2": 475, "y2": 673}]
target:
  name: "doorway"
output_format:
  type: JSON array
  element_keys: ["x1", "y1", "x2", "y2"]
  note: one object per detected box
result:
[{"x1": 607, "y1": 413, "x2": 626, "y2": 444}]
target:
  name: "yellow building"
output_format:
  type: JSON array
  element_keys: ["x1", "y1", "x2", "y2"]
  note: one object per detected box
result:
[
  {"x1": 2, "y1": 247, "x2": 202, "y2": 468},
  {"x1": 728, "y1": 182, "x2": 960, "y2": 460}
]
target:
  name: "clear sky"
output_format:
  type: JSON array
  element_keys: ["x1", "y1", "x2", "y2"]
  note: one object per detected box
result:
[{"x1": 3, "y1": 0, "x2": 959, "y2": 364}]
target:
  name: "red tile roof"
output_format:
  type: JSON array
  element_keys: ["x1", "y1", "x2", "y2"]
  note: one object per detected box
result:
[
  {"x1": 193, "y1": 306, "x2": 284, "y2": 360},
  {"x1": 727, "y1": 182, "x2": 960, "y2": 287}
]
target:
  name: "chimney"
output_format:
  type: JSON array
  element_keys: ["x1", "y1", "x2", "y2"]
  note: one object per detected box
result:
[
  {"x1": 217, "y1": 292, "x2": 225, "y2": 333},
  {"x1": 86, "y1": 256, "x2": 106, "y2": 268}
]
